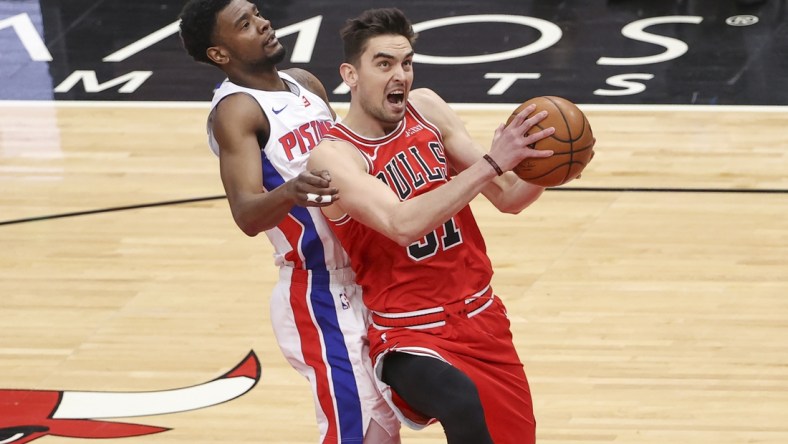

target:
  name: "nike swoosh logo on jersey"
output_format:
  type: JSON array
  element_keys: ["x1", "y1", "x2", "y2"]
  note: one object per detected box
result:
[{"x1": 273, "y1": 105, "x2": 288, "y2": 114}]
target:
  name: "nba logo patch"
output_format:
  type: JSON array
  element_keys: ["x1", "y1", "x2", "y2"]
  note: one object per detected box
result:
[{"x1": 339, "y1": 293, "x2": 350, "y2": 310}]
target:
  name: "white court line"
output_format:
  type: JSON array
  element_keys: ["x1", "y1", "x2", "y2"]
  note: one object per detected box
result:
[{"x1": 1, "y1": 100, "x2": 787, "y2": 113}]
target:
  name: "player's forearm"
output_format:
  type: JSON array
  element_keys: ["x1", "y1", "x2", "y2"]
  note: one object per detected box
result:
[
  {"x1": 483, "y1": 172, "x2": 545, "y2": 214},
  {"x1": 229, "y1": 186, "x2": 296, "y2": 236},
  {"x1": 385, "y1": 159, "x2": 497, "y2": 245}
]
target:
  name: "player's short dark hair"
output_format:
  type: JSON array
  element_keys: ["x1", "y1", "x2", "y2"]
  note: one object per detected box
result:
[
  {"x1": 178, "y1": 0, "x2": 233, "y2": 65},
  {"x1": 340, "y1": 8, "x2": 417, "y2": 65}
]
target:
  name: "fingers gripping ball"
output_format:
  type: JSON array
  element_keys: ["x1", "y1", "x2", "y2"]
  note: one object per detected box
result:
[{"x1": 506, "y1": 96, "x2": 594, "y2": 187}]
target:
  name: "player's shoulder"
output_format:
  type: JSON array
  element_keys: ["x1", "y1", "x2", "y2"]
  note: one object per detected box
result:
[
  {"x1": 313, "y1": 135, "x2": 351, "y2": 154},
  {"x1": 309, "y1": 136, "x2": 361, "y2": 172},
  {"x1": 408, "y1": 88, "x2": 455, "y2": 126},
  {"x1": 281, "y1": 67, "x2": 310, "y2": 82},
  {"x1": 212, "y1": 92, "x2": 266, "y2": 132},
  {"x1": 409, "y1": 88, "x2": 446, "y2": 106},
  {"x1": 409, "y1": 88, "x2": 452, "y2": 113},
  {"x1": 282, "y1": 68, "x2": 322, "y2": 91},
  {"x1": 312, "y1": 132, "x2": 359, "y2": 159},
  {"x1": 214, "y1": 92, "x2": 261, "y2": 118}
]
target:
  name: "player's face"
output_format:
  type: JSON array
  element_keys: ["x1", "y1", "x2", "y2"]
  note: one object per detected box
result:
[
  {"x1": 212, "y1": 0, "x2": 286, "y2": 68},
  {"x1": 354, "y1": 34, "x2": 414, "y2": 126}
]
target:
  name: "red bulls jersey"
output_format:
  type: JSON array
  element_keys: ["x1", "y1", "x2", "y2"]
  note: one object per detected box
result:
[{"x1": 324, "y1": 103, "x2": 493, "y2": 313}]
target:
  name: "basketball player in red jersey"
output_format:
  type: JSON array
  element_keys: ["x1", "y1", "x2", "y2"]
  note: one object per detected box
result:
[
  {"x1": 178, "y1": 1, "x2": 400, "y2": 442},
  {"x1": 307, "y1": 8, "x2": 583, "y2": 444}
]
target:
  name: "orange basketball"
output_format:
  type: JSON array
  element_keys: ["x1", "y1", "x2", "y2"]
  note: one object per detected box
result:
[{"x1": 506, "y1": 96, "x2": 594, "y2": 187}]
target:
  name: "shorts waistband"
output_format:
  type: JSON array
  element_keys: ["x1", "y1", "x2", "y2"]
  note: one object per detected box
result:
[
  {"x1": 279, "y1": 267, "x2": 356, "y2": 285},
  {"x1": 371, "y1": 285, "x2": 494, "y2": 330}
]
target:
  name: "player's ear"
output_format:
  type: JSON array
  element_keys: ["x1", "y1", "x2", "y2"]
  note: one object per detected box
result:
[
  {"x1": 339, "y1": 63, "x2": 357, "y2": 88},
  {"x1": 207, "y1": 46, "x2": 229, "y2": 65}
]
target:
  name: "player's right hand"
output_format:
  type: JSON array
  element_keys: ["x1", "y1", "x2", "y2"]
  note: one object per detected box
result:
[
  {"x1": 488, "y1": 105, "x2": 555, "y2": 172},
  {"x1": 288, "y1": 170, "x2": 340, "y2": 207}
]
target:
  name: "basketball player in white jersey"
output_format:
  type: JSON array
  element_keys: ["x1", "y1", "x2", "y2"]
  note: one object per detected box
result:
[{"x1": 178, "y1": 1, "x2": 400, "y2": 442}]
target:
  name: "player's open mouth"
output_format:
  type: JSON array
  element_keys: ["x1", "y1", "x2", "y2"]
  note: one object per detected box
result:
[
  {"x1": 265, "y1": 33, "x2": 278, "y2": 46},
  {"x1": 387, "y1": 91, "x2": 404, "y2": 104}
]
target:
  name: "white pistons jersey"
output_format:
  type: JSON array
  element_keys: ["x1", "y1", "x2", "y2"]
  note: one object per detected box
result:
[{"x1": 207, "y1": 73, "x2": 350, "y2": 271}]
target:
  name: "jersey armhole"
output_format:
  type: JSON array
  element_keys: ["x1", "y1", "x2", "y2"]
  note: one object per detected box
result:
[
  {"x1": 327, "y1": 212, "x2": 352, "y2": 226},
  {"x1": 355, "y1": 148, "x2": 373, "y2": 174},
  {"x1": 214, "y1": 91, "x2": 272, "y2": 150}
]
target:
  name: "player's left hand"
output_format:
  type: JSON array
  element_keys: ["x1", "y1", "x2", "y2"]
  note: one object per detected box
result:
[{"x1": 289, "y1": 170, "x2": 340, "y2": 207}]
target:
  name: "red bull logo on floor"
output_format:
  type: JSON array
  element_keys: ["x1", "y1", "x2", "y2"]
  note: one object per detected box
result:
[{"x1": 0, "y1": 351, "x2": 260, "y2": 443}]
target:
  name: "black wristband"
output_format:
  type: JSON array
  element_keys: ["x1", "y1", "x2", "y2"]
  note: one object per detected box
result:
[{"x1": 483, "y1": 154, "x2": 503, "y2": 176}]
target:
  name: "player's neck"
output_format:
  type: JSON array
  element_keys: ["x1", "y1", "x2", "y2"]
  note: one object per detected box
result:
[
  {"x1": 342, "y1": 108, "x2": 402, "y2": 139},
  {"x1": 226, "y1": 68, "x2": 287, "y2": 92}
]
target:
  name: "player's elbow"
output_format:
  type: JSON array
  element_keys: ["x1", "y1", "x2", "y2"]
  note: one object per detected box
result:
[
  {"x1": 236, "y1": 218, "x2": 262, "y2": 237},
  {"x1": 388, "y1": 222, "x2": 430, "y2": 247},
  {"x1": 227, "y1": 196, "x2": 273, "y2": 236},
  {"x1": 232, "y1": 211, "x2": 265, "y2": 237},
  {"x1": 241, "y1": 227, "x2": 261, "y2": 237},
  {"x1": 392, "y1": 233, "x2": 418, "y2": 247},
  {"x1": 493, "y1": 186, "x2": 543, "y2": 214},
  {"x1": 497, "y1": 201, "x2": 528, "y2": 215}
]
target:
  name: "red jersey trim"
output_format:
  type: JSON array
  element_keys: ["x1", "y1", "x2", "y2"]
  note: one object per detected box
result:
[
  {"x1": 330, "y1": 120, "x2": 405, "y2": 147},
  {"x1": 328, "y1": 213, "x2": 352, "y2": 226},
  {"x1": 405, "y1": 102, "x2": 443, "y2": 140}
]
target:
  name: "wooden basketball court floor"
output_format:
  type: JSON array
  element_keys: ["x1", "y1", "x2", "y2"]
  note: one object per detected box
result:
[{"x1": 1, "y1": 102, "x2": 787, "y2": 443}]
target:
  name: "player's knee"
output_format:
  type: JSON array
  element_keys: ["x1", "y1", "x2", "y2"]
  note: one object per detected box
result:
[
  {"x1": 434, "y1": 369, "x2": 485, "y2": 422},
  {"x1": 381, "y1": 352, "x2": 486, "y2": 424},
  {"x1": 431, "y1": 369, "x2": 492, "y2": 443}
]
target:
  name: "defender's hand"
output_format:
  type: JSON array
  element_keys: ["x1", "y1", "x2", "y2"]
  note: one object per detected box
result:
[{"x1": 287, "y1": 170, "x2": 340, "y2": 207}]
